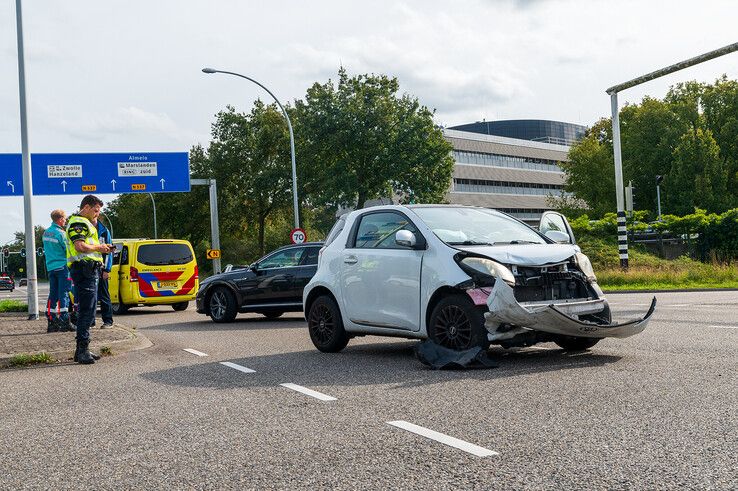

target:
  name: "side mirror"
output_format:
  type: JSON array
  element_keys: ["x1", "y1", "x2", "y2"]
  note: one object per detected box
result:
[
  {"x1": 250, "y1": 263, "x2": 259, "y2": 272},
  {"x1": 545, "y1": 230, "x2": 571, "y2": 244},
  {"x1": 395, "y1": 230, "x2": 417, "y2": 248}
]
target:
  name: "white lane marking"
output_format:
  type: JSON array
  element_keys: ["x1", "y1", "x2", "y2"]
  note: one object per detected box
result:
[
  {"x1": 709, "y1": 325, "x2": 738, "y2": 329},
  {"x1": 387, "y1": 420, "x2": 498, "y2": 457},
  {"x1": 280, "y1": 383, "x2": 336, "y2": 401},
  {"x1": 220, "y1": 361, "x2": 255, "y2": 373},
  {"x1": 183, "y1": 348, "x2": 209, "y2": 357}
]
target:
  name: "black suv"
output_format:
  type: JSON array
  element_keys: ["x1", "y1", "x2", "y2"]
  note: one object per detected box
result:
[{"x1": 196, "y1": 242, "x2": 323, "y2": 322}]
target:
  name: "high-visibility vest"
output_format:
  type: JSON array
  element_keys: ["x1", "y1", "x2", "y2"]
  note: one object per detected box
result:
[{"x1": 66, "y1": 215, "x2": 103, "y2": 266}]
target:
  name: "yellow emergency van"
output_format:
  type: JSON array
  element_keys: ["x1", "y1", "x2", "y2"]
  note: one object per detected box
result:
[{"x1": 110, "y1": 239, "x2": 199, "y2": 314}]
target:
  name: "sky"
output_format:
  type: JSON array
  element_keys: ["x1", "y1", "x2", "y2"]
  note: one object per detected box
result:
[{"x1": 1, "y1": 0, "x2": 737, "y2": 244}]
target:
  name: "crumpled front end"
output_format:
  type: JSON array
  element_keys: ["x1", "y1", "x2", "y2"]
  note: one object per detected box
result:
[{"x1": 484, "y1": 279, "x2": 656, "y2": 340}]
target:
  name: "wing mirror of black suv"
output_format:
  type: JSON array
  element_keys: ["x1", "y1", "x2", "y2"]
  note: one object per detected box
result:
[
  {"x1": 395, "y1": 230, "x2": 418, "y2": 248},
  {"x1": 249, "y1": 262, "x2": 259, "y2": 272}
]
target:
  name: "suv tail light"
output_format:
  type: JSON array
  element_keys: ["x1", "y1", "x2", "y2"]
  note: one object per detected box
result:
[{"x1": 130, "y1": 266, "x2": 139, "y2": 282}]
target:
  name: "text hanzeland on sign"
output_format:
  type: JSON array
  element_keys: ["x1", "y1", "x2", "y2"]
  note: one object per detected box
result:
[
  {"x1": 118, "y1": 161, "x2": 158, "y2": 177},
  {"x1": 47, "y1": 165, "x2": 82, "y2": 178}
]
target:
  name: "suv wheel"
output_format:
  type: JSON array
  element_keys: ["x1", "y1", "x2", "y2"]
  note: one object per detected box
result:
[
  {"x1": 307, "y1": 295, "x2": 349, "y2": 353},
  {"x1": 428, "y1": 294, "x2": 489, "y2": 351},
  {"x1": 208, "y1": 287, "x2": 237, "y2": 323}
]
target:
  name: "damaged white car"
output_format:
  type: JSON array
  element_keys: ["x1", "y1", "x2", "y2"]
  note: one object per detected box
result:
[{"x1": 303, "y1": 205, "x2": 656, "y2": 353}]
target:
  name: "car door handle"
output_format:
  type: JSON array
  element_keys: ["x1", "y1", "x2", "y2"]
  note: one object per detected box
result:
[{"x1": 343, "y1": 256, "x2": 358, "y2": 265}]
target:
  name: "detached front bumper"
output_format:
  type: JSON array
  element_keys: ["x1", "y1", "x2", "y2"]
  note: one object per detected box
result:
[{"x1": 483, "y1": 279, "x2": 656, "y2": 339}]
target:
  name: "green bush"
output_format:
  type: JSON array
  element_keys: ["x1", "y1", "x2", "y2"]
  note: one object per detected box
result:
[{"x1": 0, "y1": 300, "x2": 27, "y2": 313}]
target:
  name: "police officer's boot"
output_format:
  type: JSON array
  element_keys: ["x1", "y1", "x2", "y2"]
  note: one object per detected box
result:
[
  {"x1": 74, "y1": 340, "x2": 95, "y2": 364},
  {"x1": 58, "y1": 316, "x2": 75, "y2": 333},
  {"x1": 47, "y1": 316, "x2": 59, "y2": 333}
]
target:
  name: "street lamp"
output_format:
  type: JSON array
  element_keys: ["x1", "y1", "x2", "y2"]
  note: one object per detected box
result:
[
  {"x1": 655, "y1": 175, "x2": 664, "y2": 221},
  {"x1": 201, "y1": 67, "x2": 300, "y2": 229}
]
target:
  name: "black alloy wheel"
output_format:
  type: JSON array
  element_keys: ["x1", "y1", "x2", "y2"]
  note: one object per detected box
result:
[
  {"x1": 208, "y1": 287, "x2": 237, "y2": 323},
  {"x1": 307, "y1": 295, "x2": 349, "y2": 353},
  {"x1": 429, "y1": 294, "x2": 488, "y2": 351}
]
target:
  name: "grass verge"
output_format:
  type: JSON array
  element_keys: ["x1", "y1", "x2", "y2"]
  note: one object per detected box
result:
[
  {"x1": 9, "y1": 352, "x2": 54, "y2": 367},
  {"x1": 581, "y1": 238, "x2": 738, "y2": 291},
  {"x1": 0, "y1": 300, "x2": 28, "y2": 313}
]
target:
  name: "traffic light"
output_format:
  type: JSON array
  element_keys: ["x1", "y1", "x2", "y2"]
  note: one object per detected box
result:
[
  {"x1": 656, "y1": 175, "x2": 664, "y2": 185},
  {"x1": 19, "y1": 249, "x2": 26, "y2": 258},
  {"x1": 2, "y1": 248, "x2": 8, "y2": 258}
]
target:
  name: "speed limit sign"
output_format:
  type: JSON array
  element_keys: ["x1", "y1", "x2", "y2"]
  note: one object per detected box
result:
[{"x1": 290, "y1": 228, "x2": 307, "y2": 244}]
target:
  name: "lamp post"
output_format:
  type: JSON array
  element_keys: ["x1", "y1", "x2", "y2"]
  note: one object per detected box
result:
[
  {"x1": 655, "y1": 175, "x2": 663, "y2": 221},
  {"x1": 148, "y1": 193, "x2": 157, "y2": 239},
  {"x1": 201, "y1": 68, "x2": 300, "y2": 229}
]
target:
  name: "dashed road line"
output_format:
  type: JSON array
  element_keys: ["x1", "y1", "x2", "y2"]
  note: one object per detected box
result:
[
  {"x1": 709, "y1": 325, "x2": 738, "y2": 329},
  {"x1": 220, "y1": 361, "x2": 255, "y2": 373},
  {"x1": 387, "y1": 420, "x2": 498, "y2": 457},
  {"x1": 280, "y1": 383, "x2": 336, "y2": 401},
  {"x1": 183, "y1": 348, "x2": 209, "y2": 357}
]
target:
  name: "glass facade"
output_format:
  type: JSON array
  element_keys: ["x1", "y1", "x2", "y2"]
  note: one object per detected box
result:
[
  {"x1": 453, "y1": 150, "x2": 562, "y2": 172},
  {"x1": 449, "y1": 119, "x2": 586, "y2": 146},
  {"x1": 452, "y1": 178, "x2": 567, "y2": 196}
]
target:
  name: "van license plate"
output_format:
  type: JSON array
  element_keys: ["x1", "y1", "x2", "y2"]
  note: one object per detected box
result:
[{"x1": 157, "y1": 281, "x2": 178, "y2": 289}]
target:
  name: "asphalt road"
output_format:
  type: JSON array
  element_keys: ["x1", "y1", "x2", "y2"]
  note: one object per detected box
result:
[{"x1": 1, "y1": 291, "x2": 736, "y2": 489}]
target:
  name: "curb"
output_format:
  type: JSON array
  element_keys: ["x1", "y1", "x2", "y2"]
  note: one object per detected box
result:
[
  {"x1": 604, "y1": 287, "x2": 738, "y2": 294},
  {"x1": 0, "y1": 323, "x2": 152, "y2": 369}
]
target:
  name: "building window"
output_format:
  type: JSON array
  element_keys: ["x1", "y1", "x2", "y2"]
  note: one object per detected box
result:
[
  {"x1": 453, "y1": 150, "x2": 563, "y2": 173},
  {"x1": 452, "y1": 178, "x2": 568, "y2": 196}
]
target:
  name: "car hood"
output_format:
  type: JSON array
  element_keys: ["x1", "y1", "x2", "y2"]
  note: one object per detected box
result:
[{"x1": 456, "y1": 243, "x2": 580, "y2": 266}]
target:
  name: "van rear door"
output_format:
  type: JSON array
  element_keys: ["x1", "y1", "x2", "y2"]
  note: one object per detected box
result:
[{"x1": 134, "y1": 242, "x2": 197, "y2": 298}]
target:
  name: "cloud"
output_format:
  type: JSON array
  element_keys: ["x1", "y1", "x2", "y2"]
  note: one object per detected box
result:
[
  {"x1": 36, "y1": 105, "x2": 203, "y2": 146},
  {"x1": 274, "y1": 4, "x2": 528, "y2": 119}
]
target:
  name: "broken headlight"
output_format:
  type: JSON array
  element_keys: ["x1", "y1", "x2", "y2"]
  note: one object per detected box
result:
[
  {"x1": 457, "y1": 256, "x2": 516, "y2": 286},
  {"x1": 574, "y1": 252, "x2": 597, "y2": 281}
]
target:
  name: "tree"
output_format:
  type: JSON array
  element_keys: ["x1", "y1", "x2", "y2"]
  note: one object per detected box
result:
[
  {"x1": 620, "y1": 97, "x2": 688, "y2": 214},
  {"x1": 207, "y1": 102, "x2": 294, "y2": 256},
  {"x1": 669, "y1": 128, "x2": 727, "y2": 214},
  {"x1": 702, "y1": 76, "x2": 738, "y2": 201},
  {"x1": 294, "y1": 68, "x2": 454, "y2": 210},
  {"x1": 558, "y1": 119, "x2": 616, "y2": 217}
]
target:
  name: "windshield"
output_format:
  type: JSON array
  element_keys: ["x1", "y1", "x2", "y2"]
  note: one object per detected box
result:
[{"x1": 412, "y1": 207, "x2": 546, "y2": 245}]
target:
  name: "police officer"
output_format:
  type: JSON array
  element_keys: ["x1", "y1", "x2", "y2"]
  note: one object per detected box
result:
[
  {"x1": 42, "y1": 209, "x2": 74, "y2": 333},
  {"x1": 66, "y1": 195, "x2": 115, "y2": 365}
]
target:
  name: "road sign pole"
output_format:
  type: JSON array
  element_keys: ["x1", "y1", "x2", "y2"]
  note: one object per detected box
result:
[
  {"x1": 208, "y1": 179, "x2": 221, "y2": 274},
  {"x1": 191, "y1": 178, "x2": 222, "y2": 275},
  {"x1": 15, "y1": 0, "x2": 38, "y2": 319},
  {"x1": 148, "y1": 193, "x2": 157, "y2": 239}
]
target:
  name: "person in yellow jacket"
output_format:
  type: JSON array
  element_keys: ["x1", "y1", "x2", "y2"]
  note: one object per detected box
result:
[{"x1": 66, "y1": 195, "x2": 115, "y2": 365}]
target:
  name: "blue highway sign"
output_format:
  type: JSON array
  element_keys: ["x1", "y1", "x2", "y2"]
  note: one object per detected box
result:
[
  {"x1": 31, "y1": 152, "x2": 190, "y2": 196},
  {"x1": 0, "y1": 154, "x2": 23, "y2": 197}
]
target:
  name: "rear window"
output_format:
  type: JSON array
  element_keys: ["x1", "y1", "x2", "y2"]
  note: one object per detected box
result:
[
  {"x1": 136, "y1": 243, "x2": 193, "y2": 266},
  {"x1": 324, "y1": 216, "x2": 346, "y2": 246}
]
